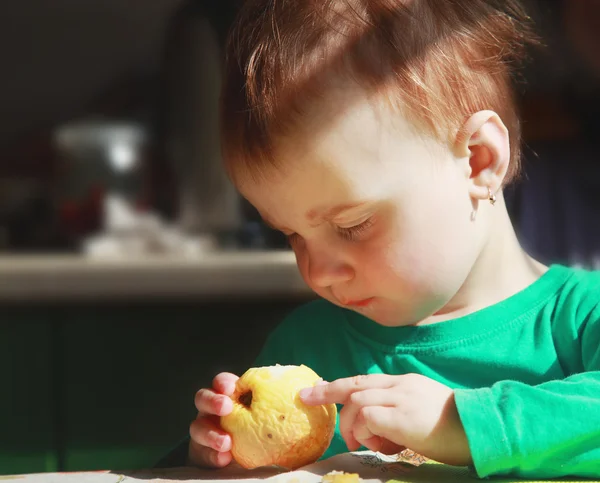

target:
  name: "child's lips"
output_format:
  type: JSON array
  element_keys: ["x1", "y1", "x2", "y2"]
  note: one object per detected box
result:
[{"x1": 343, "y1": 297, "x2": 375, "y2": 308}]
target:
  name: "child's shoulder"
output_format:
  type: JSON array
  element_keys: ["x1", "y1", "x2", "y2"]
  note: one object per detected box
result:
[
  {"x1": 551, "y1": 264, "x2": 600, "y2": 318},
  {"x1": 556, "y1": 264, "x2": 600, "y2": 294}
]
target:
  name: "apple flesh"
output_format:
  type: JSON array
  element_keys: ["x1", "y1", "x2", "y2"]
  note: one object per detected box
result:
[{"x1": 220, "y1": 364, "x2": 337, "y2": 470}]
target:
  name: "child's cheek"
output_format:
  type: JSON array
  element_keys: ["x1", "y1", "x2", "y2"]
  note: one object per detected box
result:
[
  {"x1": 361, "y1": 229, "x2": 405, "y2": 282},
  {"x1": 360, "y1": 225, "x2": 394, "y2": 260}
]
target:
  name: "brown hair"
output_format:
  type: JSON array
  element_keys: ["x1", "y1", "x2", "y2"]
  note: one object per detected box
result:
[{"x1": 220, "y1": 0, "x2": 539, "y2": 185}]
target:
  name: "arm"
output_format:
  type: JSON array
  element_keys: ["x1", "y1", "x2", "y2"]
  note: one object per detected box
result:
[{"x1": 455, "y1": 305, "x2": 600, "y2": 479}]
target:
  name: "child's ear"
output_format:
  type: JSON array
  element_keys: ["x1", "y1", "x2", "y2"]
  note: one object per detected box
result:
[{"x1": 454, "y1": 110, "x2": 510, "y2": 201}]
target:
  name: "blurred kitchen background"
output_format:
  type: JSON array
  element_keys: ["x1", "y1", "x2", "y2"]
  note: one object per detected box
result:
[{"x1": 0, "y1": 0, "x2": 598, "y2": 476}]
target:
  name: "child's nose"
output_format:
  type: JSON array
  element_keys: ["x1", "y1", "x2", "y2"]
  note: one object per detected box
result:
[{"x1": 307, "y1": 251, "x2": 354, "y2": 288}]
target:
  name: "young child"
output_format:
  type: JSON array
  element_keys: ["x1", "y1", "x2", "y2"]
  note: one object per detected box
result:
[{"x1": 186, "y1": 0, "x2": 600, "y2": 479}]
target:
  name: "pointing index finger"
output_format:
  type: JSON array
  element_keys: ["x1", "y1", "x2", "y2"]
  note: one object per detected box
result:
[{"x1": 299, "y1": 374, "x2": 394, "y2": 406}]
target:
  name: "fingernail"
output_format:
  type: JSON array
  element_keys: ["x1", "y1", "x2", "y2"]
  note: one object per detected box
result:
[
  {"x1": 299, "y1": 388, "x2": 312, "y2": 400},
  {"x1": 215, "y1": 435, "x2": 227, "y2": 451},
  {"x1": 316, "y1": 380, "x2": 328, "y2": 386},
  {"x1": 218, "y1": 396, "x2": 232, "y2": 415}
]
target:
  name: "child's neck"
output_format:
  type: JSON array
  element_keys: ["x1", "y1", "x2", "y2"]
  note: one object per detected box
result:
[{"x1": 423, "y1": 200, "x2": 548, "y2": 325}]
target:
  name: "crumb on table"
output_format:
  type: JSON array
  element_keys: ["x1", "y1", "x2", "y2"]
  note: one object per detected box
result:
[{"x1": 321, "y1": 470, "x2": 362, "y2": 482}]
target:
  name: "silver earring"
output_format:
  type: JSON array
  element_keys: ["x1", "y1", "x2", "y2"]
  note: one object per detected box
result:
[{"x1": 488, "y1": 188, "x2": 497, "y2": 206}]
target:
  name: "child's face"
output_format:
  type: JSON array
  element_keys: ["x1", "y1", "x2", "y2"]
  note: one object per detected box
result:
[{"x1": 240, "y1": 88, "x2": 488, "y2": 326}]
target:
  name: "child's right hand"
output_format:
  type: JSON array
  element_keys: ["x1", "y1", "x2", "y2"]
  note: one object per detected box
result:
[{"x1": 188, "y1": 372, "x2": 239, "y2": 468}]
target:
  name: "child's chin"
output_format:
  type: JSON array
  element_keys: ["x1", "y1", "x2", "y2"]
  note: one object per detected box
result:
[{"x1": 364, "y1": 309, "x2": 418, "y2": 328}]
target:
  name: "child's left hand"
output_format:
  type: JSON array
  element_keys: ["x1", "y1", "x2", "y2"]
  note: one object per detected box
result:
[{"x1": 299, "y1": 373, "x2": 472, "y2": 466}]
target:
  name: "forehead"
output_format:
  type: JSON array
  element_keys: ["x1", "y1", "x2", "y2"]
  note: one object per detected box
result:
[
  {"x1": 239, "y1": 156, "x2": 368, "y2": 228},
  {"x1": 236, "y1": 87, "x2": 439, "y2": 223}
]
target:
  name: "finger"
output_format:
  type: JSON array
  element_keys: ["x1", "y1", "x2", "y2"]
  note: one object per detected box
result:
[
  {"x1": 190, "y1": 416, "x2": 233, "y2": 452},
  {"x1": 379, "y1": 440, "x2": 406, "y2": 455},
  {"x1": 354, "y1": 436, "x2": 404, "y2": 455},
  {"x1": 213, "y1": 372, "x2": 239, "y2": 395},
  {"x1": 338, "y1": 403, "x2": 362, "y2": 451},
  {"x1": 361, "y1": 406, "x2": 398, "y2": 445},
  {"x1": 195, "y1": 388, "x2": 234, "y2": 416},
  {"x1": 299, "y1": 374, "x2": 395, "y2": 405},
  {"x1": 350, "y1": 406, "x2": 404, "y2": 456},
  {"x1": 339, "y1": 388, "x2": 397, "y2": 451},
  {"x1": 188, "y1": 439, "x2": 232, "y2": 469},
  {"x1": 348, "y1": 388, "x2": 399, "y2": 408},
  {"x1": 353, "y1": 406, "x2": 382, "y2": 452}
]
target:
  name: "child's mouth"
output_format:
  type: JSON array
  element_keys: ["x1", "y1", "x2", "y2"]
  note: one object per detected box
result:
[{"x1": 344, "y1": 298, "x2": 374, "y2": 308}]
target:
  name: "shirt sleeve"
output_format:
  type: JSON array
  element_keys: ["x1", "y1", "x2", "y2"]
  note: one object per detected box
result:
[{"x1": 454, "y1": 304, "x2": 600, "y2": 479}]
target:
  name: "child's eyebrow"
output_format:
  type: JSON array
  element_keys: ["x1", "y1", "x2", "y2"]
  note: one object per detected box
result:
[
  {"x1": 306, "y1": 202, "x2": 368, "y2": 222},
  {"x1": 260, "y1": 202, "x2": 369, "y2": 231}
]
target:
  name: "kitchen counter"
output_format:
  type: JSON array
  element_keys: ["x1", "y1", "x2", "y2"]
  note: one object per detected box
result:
[{"x1": 0, "y1": 250, "x2": 312, "y2": 302}]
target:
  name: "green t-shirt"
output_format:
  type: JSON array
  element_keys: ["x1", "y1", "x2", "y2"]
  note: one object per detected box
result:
[{"x1": 253, "y1": 264, "x2": 600, "y2": 479}]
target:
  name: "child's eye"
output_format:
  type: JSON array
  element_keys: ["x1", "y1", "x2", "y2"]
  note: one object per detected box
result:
[{"x1": 335, "y1": 217, "x2": 374, "y2": 242}]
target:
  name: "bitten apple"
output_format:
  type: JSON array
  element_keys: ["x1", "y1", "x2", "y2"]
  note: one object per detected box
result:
[{"x1": 220, "y1": 364, "x2": 337, "y2": 470}]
